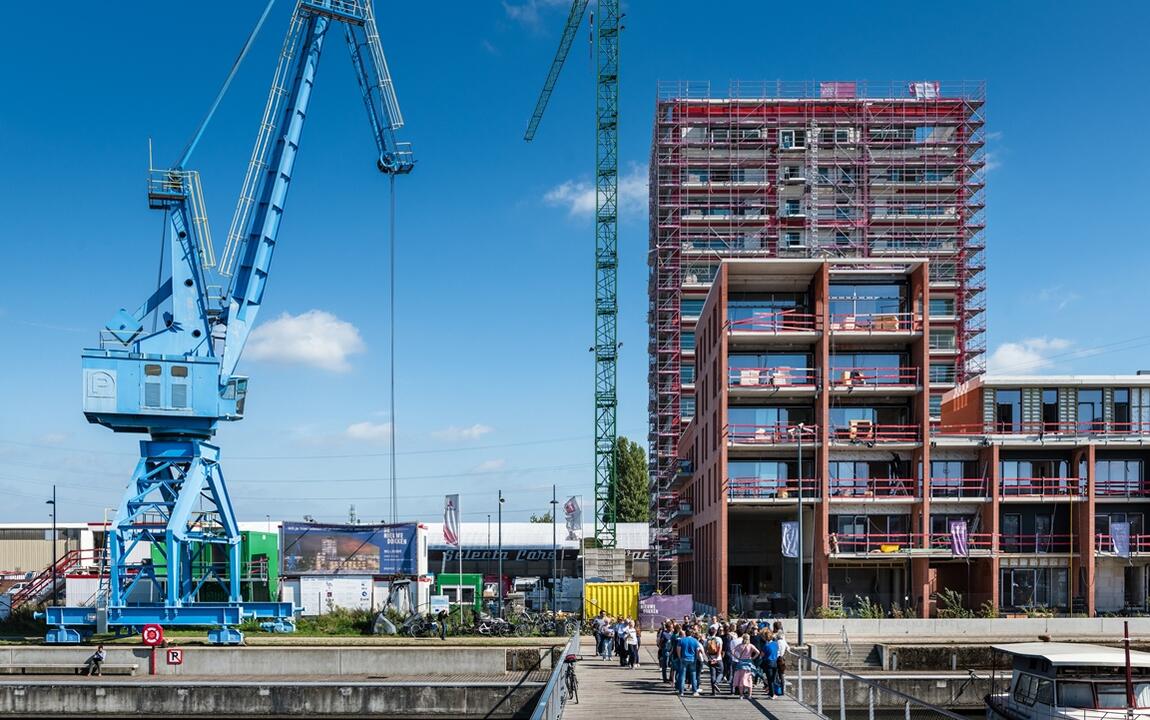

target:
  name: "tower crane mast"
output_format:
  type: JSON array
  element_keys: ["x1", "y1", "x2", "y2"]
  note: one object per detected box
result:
[
  {"x1": 526, "y1": 0, "x2": 621, "y2": 549},
  {"x1": 47, "y1": 0, "x2": 413, "y2": 644}
]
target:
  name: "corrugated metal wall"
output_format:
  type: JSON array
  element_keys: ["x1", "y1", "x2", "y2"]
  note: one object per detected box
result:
[
  {"x1": 584, "y1": 581, "x2": 639, "y2": 619},
  {"x1": 0, "y1": 539, "x2": 79, "y2": 575}
]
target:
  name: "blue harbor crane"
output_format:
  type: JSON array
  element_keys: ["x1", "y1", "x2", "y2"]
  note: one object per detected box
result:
[
  {"x1": 45, "y1": 0, "x2": 413, "y2": 644},
  {"x1": 525, "y1": 0, "x2": 621, "y2": 548}
]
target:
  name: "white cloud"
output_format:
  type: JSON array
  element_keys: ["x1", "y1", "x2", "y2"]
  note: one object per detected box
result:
[
  {"x1": 1035, "y1": 286, "x2": 1080, "y2": 311},
  {"x1": 345, "y1": 421, "x2": 392, "y2": 444},
  {"x1": 502, "y1": 0, "x2": 567, "y2": 28},
  {"x1": 987, "y1": 337, "x2": 1072, "y2": 373},
  {"x1": 473, "y1": 459, "x2": 508, "y2": 472},
  {"x1": 433, "y1": 424, "x2": 494, "y2": 442},
  {"x1": 481, "y1": 39, "x2": 500, "y2": 55},
  {"x1": 37, "y1": 433, "x2": 70, "y2": 445},
  {"x1": 544, "y1": 164, "x2": 648, "y2": 218},
  {"x1": 246, "y1": 310, "x2": 365, "y2": 372},
  {"x1": 984, "y1": 151, "x2": 1002, "y2": 172}
]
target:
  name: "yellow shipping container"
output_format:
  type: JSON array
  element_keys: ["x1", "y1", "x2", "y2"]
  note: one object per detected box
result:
[{"x1": 583, "y1": 581, "x2": 639, "y2": 620}]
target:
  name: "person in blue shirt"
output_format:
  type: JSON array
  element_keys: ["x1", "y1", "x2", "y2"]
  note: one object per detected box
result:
[
  {"x1": 675, "y1": 629, "x2": 703, "y2": 696},
  {"x1": 657, "y1": 621, "x2": 675, "y2": 683},
  {"x1": 763, "y1": 632, "x2": 781, "y2": 699}
]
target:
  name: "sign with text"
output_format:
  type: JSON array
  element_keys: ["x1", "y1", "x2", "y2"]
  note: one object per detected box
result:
[
  {"x1": 166, "y1": 649, "x2": 184, "y2": 665},
  {"x1": 638, "y1": 594, "x2": 693, "y2": 630},
  {"x1": 282, "y1": 522, "x2": 419, "y2": 575}
]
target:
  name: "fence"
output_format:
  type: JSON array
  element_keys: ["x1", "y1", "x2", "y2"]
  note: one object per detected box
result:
[
  {"x1": 529, "y1": 633, "x2": 579, "y2": 720},
  {"x1": 791, "y1": 650, "x2": 967, "y2": 720}
]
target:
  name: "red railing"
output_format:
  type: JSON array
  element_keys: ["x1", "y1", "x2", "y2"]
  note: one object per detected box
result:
[
  {"x1": 1095, "y1": 534, "x2": 1150, "y2": 554},
  {"x1": 935, "y1": 421, "x2": 1150, "y2": 437},
  {"x1": 728, "y1": 311, "x2": 819, "y2": 333},
  {"x1": 999, "y1": 478, "x2": 1085, "y2": 497},
  {"x1": 1095, "y1": 480, "x2": 1150, "y2": 497},
  {"x1": 830, "y1": 366, "x2": 919, "y2": 387},
  {"x1": 728, "y1": 366, "x2": 817, "y2": 387},
  {"x1": 830, "y1": 422, "x2": 920, "y2": 443},
  {"x1": 829, "y1": 312, "x2": 919, "y2": 332},
  {"x1": 1000, "y1": 534, "x2": 1073, "y2": 553},
  {"x1": 828, "y1": 477, "x2": 919, "y2": 497},
  {"x1": 727, "y1": 423, "x2": 817, "y2": 444},
  {"x1": 829, "y1": 533, "x2": 915, "y2": 554},
  {"x1": 928, "y1": 532, "x2": 995, "y2": 551},
  {"x1": 10, "y1": 548, "x2": 107, "y2": 611},
  {"x1": 727, "y1": 477, "x2": 819, "y2": 499},
  {"x1": 929, "y1": 478, "x2": 989, "y2": 498}
]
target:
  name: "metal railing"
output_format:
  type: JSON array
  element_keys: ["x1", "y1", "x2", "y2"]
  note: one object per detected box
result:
[
  {"x1": 929, "y1": 478, "x2": 988, "y2": 498},
  {"x1": 829, "y1": 312, "x2": 919, "y2": 333},
  {"x1": 729, "y1": 366, "x2": 818, "y2": 387},
  {"x1": 728, "y1": 311, "x2": 819, "y2": 333},
  {"x1": 830, "y1": 423, "x2": 920, "y2": 443},
  {"x1": 529, "y1": 633, "x2": 580, "y2": 720},
  {"x1": 828, "y1": 478, "x2": 919, "y2": 498},
  {"x1": 728, "y1": 477, "x2": 819, "y2": 499},
  {"x1": 999, "y1": 477, "x2": 1085, "y2": 497},
  {"x1": 792, "y1": 650, "x2": 967, "y2": 720},
  {"x1": 830, "y1": 366, "x2": 920, "y2": 387}
]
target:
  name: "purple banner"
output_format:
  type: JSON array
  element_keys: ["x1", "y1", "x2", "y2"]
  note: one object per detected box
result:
[
  {"x1": 949, "y1": 519, "x2": 969, "y2": 557},
  {"x1": 639, "y1": 594, "x2": 693, "y2": 630}
]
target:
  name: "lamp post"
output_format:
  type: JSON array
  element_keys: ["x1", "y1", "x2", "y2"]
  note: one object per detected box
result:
[
  {"x1": 46, "y1": 486, "x2": 57, "y2": 607},
  {"x1": 497, "y1": 490, "x2": 504, "y2": 618},
  {"x1": 794, "y1": 424, "x2": 806, "y2": 647},
  {"x1": 550, "y1": 485, "x2": 558, "y2": 613}
]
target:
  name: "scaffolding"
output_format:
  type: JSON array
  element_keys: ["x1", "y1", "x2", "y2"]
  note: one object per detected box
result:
[{"x1": 647, "y1": 80, "x2": 987, "y2": 593}]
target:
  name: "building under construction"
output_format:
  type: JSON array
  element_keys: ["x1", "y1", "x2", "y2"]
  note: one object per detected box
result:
[{"x1": 648, "y1": 81, "x2": 988, "y2": 591}]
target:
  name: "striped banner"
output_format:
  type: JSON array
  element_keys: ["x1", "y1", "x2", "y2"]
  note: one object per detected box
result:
[{"x1": 443, "y1": 494, "x2": 460, "y2": 548}]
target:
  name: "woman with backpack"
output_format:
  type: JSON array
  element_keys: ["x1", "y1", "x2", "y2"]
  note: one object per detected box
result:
[{"x1": 703, "y1": 630, "x2": 723, "y2": 695}]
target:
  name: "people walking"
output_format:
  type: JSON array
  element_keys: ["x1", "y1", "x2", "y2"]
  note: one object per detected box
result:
[
  {"x1": 657, "y1": 621, "x2": 674, "y2": 682},
  {"x1": 615, "y1": 617, "x2": 629, "y2": 667},
  {"x1": 704, "y1": 630, "x2": 723, "y2": 695},
  {"x1": 594, "y1": 612, "x2": 612, "y2": 660},
  {"x1": 731, "y1": 633, "x2": 761, "y2": 700},
  {"x1": 763, "y1": 631, "x2": 780, "y2": 699},
  {"x1": 625, "y1": 620, "x2": 639, "y2": 668},
  {"x1": 675, "y1": 628, "x2": 702, "y2": 696}
]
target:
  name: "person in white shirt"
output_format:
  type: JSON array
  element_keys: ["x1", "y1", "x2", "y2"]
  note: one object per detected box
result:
[{"x1": 625, "y1": 620, "x2": 640, "y2": 668}]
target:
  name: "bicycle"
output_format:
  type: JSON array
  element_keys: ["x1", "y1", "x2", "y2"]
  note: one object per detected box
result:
[{"x1": 563, "y1": 653, "x2": 579, "y2": 704}]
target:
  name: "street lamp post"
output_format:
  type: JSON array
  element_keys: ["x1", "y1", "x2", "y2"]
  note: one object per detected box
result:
[
  {"x1": 550, "y1": 485, "x2": 558, "y2": 613},
  {"x1": 46, "y1": 485, "x2": 57, "y2": 607},
  {"x1": 795, "y1": 424, "x2": 805, "y2": 647},
  {"x1": 497, "y1": 491, "x2": 504, "y2": 618}
]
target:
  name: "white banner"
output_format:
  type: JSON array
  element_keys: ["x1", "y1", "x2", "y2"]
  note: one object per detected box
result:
[
  {"x1": 443, "y1": 494, "x2": 460, "y2": 548},
  {"x1": 1113, "y1": 521, "x2": 1131, "y2": 558},
  {"x1": 781, "y1": 521, "x2": 799, "y2": 558},
  {"x1": 564, "y1": 496, "x2": 582, "y2": 541}
]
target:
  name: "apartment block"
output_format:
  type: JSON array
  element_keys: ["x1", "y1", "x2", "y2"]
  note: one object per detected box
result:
[
  {"x1": 670, "y1": 258, "x2": 1150, "y2": 617},
  {"x1": 649, "y1": 81, "x2": 987, "y2": 591}
]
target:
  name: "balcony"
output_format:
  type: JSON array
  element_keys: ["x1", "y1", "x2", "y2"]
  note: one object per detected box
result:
[
  {"x1": 829, "y1": 422, "x2": 920, "y2": 445},
  {"x1": 999, "y1": 478, "x2": 1085, "y2": 499},
  {"x1": 1096, "y1": 534, "x2": 1150, "y2": 556},
  {"x1": 929, "y1": 478, "x2": 990, "y2": 499},
  {"x1": 1001, "y1": 534, "x2": 1073, "y2": 554},
  {"x1": 829, "y1": 366, "x2": 920, "y2": 393},
  {"x1": 927, "y1": 532, "x2": 995, "y2": 554},
  {"x1": 728, "y1": 366, "x2": 817, "y2": 394},
  {"x1": 828, "y1": 477, "x2": 919, "y2": 499},
  {"x1": 673, "y1": 538, "x2": 693, "y2": 555},
  {"x1": 937, "y1": 421, "x2": 1150, "y2": 440},
  {"x1": 830, "y1": 533, "x2": 915, "y2": 555},
  {"x1": 829, "y1": 312, "x2": 920, "y2": 334},
  {"x1": 728, "y1": 423, "x2": 818, "y2": 447},
  {"x1": 668, "y1": 502, "x2": 693, "y2": 523},
  {"x1": 727, "y1": 312, "x2": 819, "y2": 337},
  {"x1": 1095, "y1": 480, "x2": 1150, "y2": 499},
  {"x1": 727, "y1": 477, "x2": 818, "y2": 501}
]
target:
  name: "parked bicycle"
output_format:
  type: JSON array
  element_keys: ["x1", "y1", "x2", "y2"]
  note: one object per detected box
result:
[{"x1": 563, "y1": 653, "x2": 579, "y2": 704}]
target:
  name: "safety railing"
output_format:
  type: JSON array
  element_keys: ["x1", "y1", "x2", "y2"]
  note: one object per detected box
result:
[
  {"x1": 828, "y1": 478, "x2": 919, "y2": 498},
  {"x1": 999, "y1": 477, "x2": 1085, "y2": 497},
  {"x1": 935, "y1": 421, "x2": 1150, "y2": 438},
  {"x1": 727, "y1": 311, "x2": 819, "y2": 333},
  {"x1": 528, "y1": 633, "x2": 580, "y2": 720},
  {"x1": 830, "y1": 366, "x2": 920, "y2": 387},
  {"x1": 1095, "y1": 534, "x2": 1150, "y2": 555},
  {"x1": 728, "y1": 477, "x2": 820, "y2": 499},
  {"x1": 829, "y1": 312, "x2": 919, "y2": 332},
  {"x1": 927, "y1": 532, "x2": 994, "y2": 551},
  {"x1": 791, "y1": 650, "x2": 969, "y2": 720},
  {"x1": 1000, "y1": 534, "x2": 1073, "y2": 554},
  {"x1": 728, "y1": 366, "x2": 817, "y2": 387},
  {"x1": 929, "y1": 478, "x2": 988, "y2": 498},
  {"x1": 830, "y1": 423, "x2": 920, "y2": 443},
  {"x1": 10, "y1": 548, "x2": 108, "y2": 611},
  {"x1": 829, "y1": 533, "x2": 916, "y2": 554},
  {"x1": 1096, "y1": 480, "x2": 1150, "y2": 497},
  {"x1": 728, "y1": 423, "x2": 817, "y2": 445}
]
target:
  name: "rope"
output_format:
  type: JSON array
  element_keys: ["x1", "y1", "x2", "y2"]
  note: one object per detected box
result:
[
  {"x1": 175, "y1": 0, "x2": 278, "y2": 169},
  {"x1": 389, "y1": 174, "x2": 398, "y2": 524}
]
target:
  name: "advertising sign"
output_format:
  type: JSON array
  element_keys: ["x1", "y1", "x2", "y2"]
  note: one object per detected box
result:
[
  {"x1": 299, "y1": 575, "x2": 373, "y2": 616},
  {"x1": 638, "y1": 594, "x2": 693, "y2": 630},
  {"x1": 430, "y1": 594, "x2": 450, "y2": 614},
  {"x1": 282, "y1": 522, "x2": 419, "y2": 575}
]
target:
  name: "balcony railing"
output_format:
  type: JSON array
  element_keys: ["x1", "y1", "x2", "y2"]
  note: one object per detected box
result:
[
  {"x1": 729, "y1": 366, "x2": 817, "y2": 387},
  {"x1": 929, "y1": 478, "x2": 989, "y2": 498},
  {"x1": 669, "y1": 502, "x2": 693, "y2": 522},
  {"x1": 674, "y1": 538, "x2": 693, "y2": 555},
  {"x1": 828, "y1": 477, "x2": 919, "y2": 498},
  {"x1": 830, "y1": 366, "x2": 919, "y2": 387},
  {"x1": 928, "y1": 532, "x2": 994, "y2": 552},
  {"x1": 1095, "y1": 480, "x2": 1150, "y2": 498},
  {"x1": 830, "y1": 533, "x2": 915, "y2": 554},
  {"x1": 727, "y1": 477, "x2": 819, "y2": 500},
  {"x1": 1000, "y1": 534, "x2": 1073, "y2": 554},
  {"x1": 999, "y1": 478, "x2": 1085, "y2": 497},
  {"x1": 936, "y1": 421, "x2": 1150, "y2": 438},
  {"x1": 1095, "y1": 534, "x2": 1150, "y2": 554},
  {"x1": 830, "y1": 422, "x2": 920, "y2": 443},
  {"x1": 728, "y1": 311, "x2": 819, "y2": 334},
  {"x1": 728, "y1": 423, "x2": 817, "y2": 445},
  {"x1": 829, "y1": 312, "x2": 919, "y2": 333}
]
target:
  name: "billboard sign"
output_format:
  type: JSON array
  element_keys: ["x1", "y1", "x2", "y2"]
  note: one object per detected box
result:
[
  {"x1": 638, "y1": 594, "x2": 693, "y2": 630},
  {"x1": 282, "y1": 522, "x2": 419, "y2": 575},
  {"x1": 299, "y1": 575, "x2": 373, "y2": 616}
]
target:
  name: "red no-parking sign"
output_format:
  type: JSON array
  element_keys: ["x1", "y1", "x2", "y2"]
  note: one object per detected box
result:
[{"x1": 141, "y1": 624, "x2": 165, "y2": 646}]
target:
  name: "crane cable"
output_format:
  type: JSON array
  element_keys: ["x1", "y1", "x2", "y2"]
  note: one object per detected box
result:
[{"x1": 388, "y1": 174, "x2": 398, "y2": 524}]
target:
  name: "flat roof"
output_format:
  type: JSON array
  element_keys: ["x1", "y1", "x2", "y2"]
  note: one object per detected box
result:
[
  {"x1": 993, "y1": 642, "x2": 1150, "y2": 668},
  {"x1": 946, "y1": 374, "x2": 1150, "y2": 402}
]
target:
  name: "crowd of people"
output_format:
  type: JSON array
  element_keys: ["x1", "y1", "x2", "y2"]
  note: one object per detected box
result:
[{"x1": 589, "y1": 612, "x2": 789, "y2": 700}]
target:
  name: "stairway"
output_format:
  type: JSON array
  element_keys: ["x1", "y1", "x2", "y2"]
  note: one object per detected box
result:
[{"x1": 819, "y1": 642, "x2": 883, "y2": 671}]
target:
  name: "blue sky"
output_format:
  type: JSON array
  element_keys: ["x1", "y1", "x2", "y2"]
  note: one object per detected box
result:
[{"x1": 0, "y1": 0, "x2": 1147, "y2": 524}]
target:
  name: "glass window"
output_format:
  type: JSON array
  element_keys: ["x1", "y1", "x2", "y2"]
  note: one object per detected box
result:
[
  {"x1": 1042, "y1": 389, "x2": 1059, "y2": 431},
  {"x1": 1078, "y1": 389, "x2": 1103, "y2": 433},
  {"x1": 680, "y1": 365, "x2": 695, "y2": 385},
  {"x1": 681, "y1": 332, "x2": 695, "y2": 351},
  {"x1": 1036, "y1": 680, "x2": 1054, "y2": 706},
  {"x1": 680, "y1": 396, "x2": 695, "y2": 419},
  {"x1": 780, "y1": 129, "x2": 806, "y2": 149},
  {"x1": 727, "y1": 292, "x2": 808, "y2": 327},
  {"x1": 171, "y1": 366, "x2": 188, "y2": 378},
  {"x1": 929, "y1": 328, "x2": 956, "y2": 350},
  {"x1": 929, "y1": 394, "x2": 942, "y2": 418},
  {"x1": 1115, "y1": 388, "x2": 1131, "y2": 429},
  {"x1": 1098, "y1": 684, "x2": 1129, "y2": 709},
  {"x1": 829, "y1": 283, "x2": 905, "y2": 318},
  {"x1": 929, "y1": 362, "x2": 955, "y2": 384},
  {"x1": 830, "y1": 353, "x2": 905, "y2": 384},
  {"x1": 680, "y1": 298, "x2": 705, "y2": 317},
  {"x1": 996, "y1": 389, "x2": 1022, "y2": 432},
  {"x1": 783, "y1": 199, "x2": 802, "y2": 216},
  {"x1": 1056, "y1": 681, "x2": 1093, "y2": 708},
  {"x1": 144, "y1": 364, "x2": 162, "y2": 376},
  {"x1": 782, "y1": 165, "x2": 803, "y2": 180},
  {"x1": 929, "y1": 297, "x2": 956, "y2": 316},
  {"x1": 783, "y1": 230, "x2": 803, "y2": 247}
]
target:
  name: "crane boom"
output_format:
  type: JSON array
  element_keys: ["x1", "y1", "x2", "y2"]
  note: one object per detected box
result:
[{"x1": 524, "y1": 0, "x2": 589, "y2": 142}]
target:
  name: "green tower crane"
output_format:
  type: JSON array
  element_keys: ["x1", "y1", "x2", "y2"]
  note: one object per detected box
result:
[{"x1": 525, "y1": 0, "x2": 620, "y2": 548}]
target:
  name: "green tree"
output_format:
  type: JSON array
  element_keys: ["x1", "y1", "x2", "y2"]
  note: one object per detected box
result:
[
  {"x1": 529, "y1": 512, "x2": 553, "y2": 523},
  {"x1": 612, "y1": 436, "x2": 649, "y2": 523}
]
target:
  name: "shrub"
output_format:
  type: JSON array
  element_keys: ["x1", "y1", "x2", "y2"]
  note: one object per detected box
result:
[
  {"x1": 815, "y1": 605, "x2": 846, "y2": 619},
  {"x1": 854, "y1": 596, "x2": 885, "y2": 619},
  {"x1": 935, "y1": 588, "x2": 974, "y2": 619}
]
